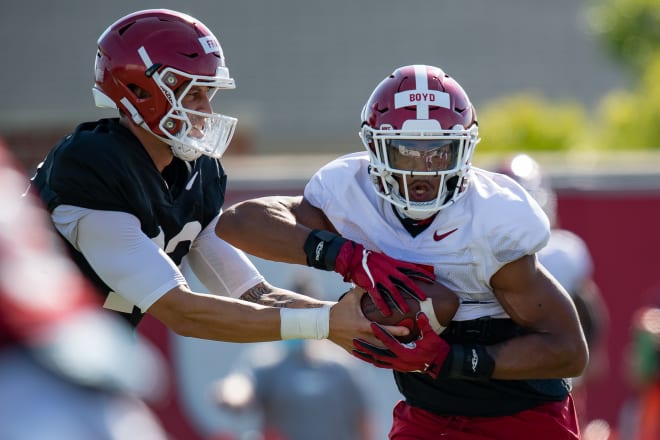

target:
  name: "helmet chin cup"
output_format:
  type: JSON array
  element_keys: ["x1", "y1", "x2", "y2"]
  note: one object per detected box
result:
[
  {"x1": 396, "y1": 205, "x2": 437, "y2": 221},
  {"x1": 170, "y1": 140, "x2": 204, "y2": 161},
  {"x1": 151, "y1": 135, "x2": 214, "y2": 162}
]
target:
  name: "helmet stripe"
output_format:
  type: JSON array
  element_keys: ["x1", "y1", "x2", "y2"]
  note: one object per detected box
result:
[
  {"x1": 414, "y1": 65, "x2": 429, "y2": 119},
  {"x1": 393, "y1": 65, "x2": 450, "y2": 120}
]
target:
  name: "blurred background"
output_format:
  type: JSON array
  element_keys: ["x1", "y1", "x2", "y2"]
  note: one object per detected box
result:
[{"x1": 2, "y1": 0, "x2": 659, "y2": 439}]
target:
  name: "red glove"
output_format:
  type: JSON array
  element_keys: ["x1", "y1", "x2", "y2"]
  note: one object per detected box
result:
[
  {"x1": 352, "y1": 313, "x2": 450, "y2": 379},
  {"x1": 304, "y1": 229, "x2": 433, "y2": 317}
]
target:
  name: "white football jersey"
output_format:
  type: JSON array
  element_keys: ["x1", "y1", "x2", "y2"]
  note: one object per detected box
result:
[
  {"x1": 538, "y1": 229, "x2": 592, "y2": 296},
  {"x1": 304, "y1": 152, "x2": 551, "y2": 321}
]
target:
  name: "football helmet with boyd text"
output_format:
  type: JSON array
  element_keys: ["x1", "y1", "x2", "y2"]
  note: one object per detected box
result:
[
  {"x1": 360, "y1": 65, "x2": 479, "y2": 219},
  {"x1": 93, "y1": 9, "x2": 237, "y2": 161}
]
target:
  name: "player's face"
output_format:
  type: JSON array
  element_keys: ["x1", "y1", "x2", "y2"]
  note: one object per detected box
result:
[
  {"x1": 178, "y1": 85, "x2": 214, "y2": 139},
  {"x1": 387, "y1": 140, "x2": 457, "y2": 202}
]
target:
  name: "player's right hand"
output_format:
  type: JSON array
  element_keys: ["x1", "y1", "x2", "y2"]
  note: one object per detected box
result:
[{"x1": 352, "y1": 312, "x2": 450, "y2": 378}]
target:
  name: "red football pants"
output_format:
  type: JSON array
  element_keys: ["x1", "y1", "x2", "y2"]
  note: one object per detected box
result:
[{"x1": 389, "y1": 395, "x2": 580, "y2": 440}]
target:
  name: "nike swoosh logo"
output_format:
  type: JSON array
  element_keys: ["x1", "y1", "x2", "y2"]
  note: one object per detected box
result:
[{"x1": 433, "y1": 228, "x2": 458, "y2": 241}]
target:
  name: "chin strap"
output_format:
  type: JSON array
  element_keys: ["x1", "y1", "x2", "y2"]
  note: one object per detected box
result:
[
  {"x1": 170, "y1": 141, "x2": 203, "y2": 161},
  {"x1": 394, "y1": 204, "x2": 438, "y2": 222}
]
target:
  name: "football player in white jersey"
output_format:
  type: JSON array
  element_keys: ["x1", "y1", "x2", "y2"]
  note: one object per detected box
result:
[
  {"x1": 496, "y1": 153, "x2": 609, "y2": 427},
  {"x1": 216, "y1": 65, "x2": 588, "y2": 439}
]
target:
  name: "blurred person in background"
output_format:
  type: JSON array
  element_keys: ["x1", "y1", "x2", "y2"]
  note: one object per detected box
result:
[
  {"x1": 495, "y1": 153, "x2": 610, "y2": 426},
  {"x1": 616, "y1": 289, "x2": 660, "y2": 440},
  {"x1": 28, "y1": 9, "x2": 416, "y2": 352},
  {"x1": 214, "y1": 338, "x2": 371, "y2": 440},
  {"x1": 213, "y1": 273, "x2": 373, "y2": 440},
  {"x1": 0, "y1": 136, "x2": 169, "y2": 440}
]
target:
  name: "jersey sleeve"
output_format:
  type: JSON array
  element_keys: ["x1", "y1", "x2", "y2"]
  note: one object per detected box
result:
[
  {"x1": 538, "y1": 229, "x2": 593, "y2": 294},
  {"x1": 304, "y1": 153, "x2": 368, "y2": 210},
  {"x1": 474, "y1": 171, "x2": 551, "y2": 282},
  {"x1": 304, "y1": 158, "x2": 341, "y2": 211},
  {"x1": 53, "y1": 206, "x2": 186, "y2": 312},
  {"x1": 185, "y1": 214, "x2": 265, "y2": 298}
]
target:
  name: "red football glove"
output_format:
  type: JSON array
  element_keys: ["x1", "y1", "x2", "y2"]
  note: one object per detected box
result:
[
  {"x1": 352, "y1": 313, "x2": 450, "y2": 379},
  {"x1": 335, "y1": 240, "x2": 433, "y2": 316},
  {"x1": 304, "y1": 230, "x2": 434, "y2": 317}
]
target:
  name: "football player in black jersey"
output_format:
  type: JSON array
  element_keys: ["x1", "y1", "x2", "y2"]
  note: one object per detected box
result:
[
  {"x1": 29, "y1": 9, "x2": 419, "y2": 352},
  {"x1": 216, "y1": 65, "x2": 588, "y2": 439}
]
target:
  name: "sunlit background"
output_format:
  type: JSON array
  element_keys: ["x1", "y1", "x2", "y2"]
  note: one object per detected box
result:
[{"x1": 1, "y1": 1, "x2": 658, "y2": 439}]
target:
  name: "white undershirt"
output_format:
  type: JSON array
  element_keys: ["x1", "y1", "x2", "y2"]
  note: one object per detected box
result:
[{"x1": 51, "y1": 205, "x2": 264, "y2": 312}]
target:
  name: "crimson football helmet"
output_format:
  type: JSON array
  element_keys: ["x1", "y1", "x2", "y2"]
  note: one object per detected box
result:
[
  {"x1": 360, "y1": 65, "x2": 479, "y2": 219},
  {"x1": 495, "y1": 154, "x2": 557, "y2": 226},
  {"x1": 93, "y1": 9, "x2": 237, "y2": 161}
]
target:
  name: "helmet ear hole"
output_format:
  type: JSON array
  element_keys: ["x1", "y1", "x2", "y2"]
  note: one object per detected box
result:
[{"x1": 127, "y1": 84, "x2": 151, "y2": 100}]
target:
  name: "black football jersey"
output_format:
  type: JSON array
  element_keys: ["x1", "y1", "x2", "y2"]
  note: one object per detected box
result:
[{"x1": 31, "y1": 118, "x2": 227, "y2": 326}]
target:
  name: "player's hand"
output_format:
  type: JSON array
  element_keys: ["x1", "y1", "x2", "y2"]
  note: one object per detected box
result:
[
  {"x1": 334, "y1": 240, "x2": 433, "y2": 317},
  {"x1": 351, "y1": 312, "x2": 450, "y2": 379},
  {"x1": 327, "y1": 286, "x2": 410, "y2": 353}
]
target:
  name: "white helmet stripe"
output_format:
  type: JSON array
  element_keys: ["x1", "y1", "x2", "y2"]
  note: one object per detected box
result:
[
  {"x1": 414, "y1": 65, "x2": 430, "y2": 119},
  {"x1": 137, "y1": 46, "x2": 153, "y2": 68},
  {"x1": 393, "y1": 65, "x2": 451, "y2": 119}
]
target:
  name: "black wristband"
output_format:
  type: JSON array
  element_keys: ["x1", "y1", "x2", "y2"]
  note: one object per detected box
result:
[
  {"x1": 303, "y1": 229, "x2": 348, "y2": 271},
  {"x1": 438, "y1": 344, "x2": 495, "y2": 380}
]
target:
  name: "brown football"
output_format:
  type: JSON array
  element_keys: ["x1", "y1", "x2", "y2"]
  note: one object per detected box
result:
[{"x1": 359, "y1": 279, "x2": 459, "y2": 343}]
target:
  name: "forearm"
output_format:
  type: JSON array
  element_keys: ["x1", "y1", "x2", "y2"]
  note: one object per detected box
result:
[
  {"x1": 238, "y1": 282, "x2": 332, "y2": 309},
  {"x1": 217, "y1": 197, "x2": 311, "y2": 264},
  {"x1": 148, "y1": 286, "x2": 285, "y2": 342},
  {"x1": 149, "y1": 284, "x2": 384, "y2": 352},
  {"x1": 488, "y1": 256, "x2": 589, "y2": 380},
  {"x1": 487, "y1": 331, "x2": 588, "y2": 380},
  {"x1": 151, "y1": 280, "x2": 339, "y2": 342}
]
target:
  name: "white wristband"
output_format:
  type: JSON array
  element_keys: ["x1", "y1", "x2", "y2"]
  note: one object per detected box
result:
[{"x1": 280, "y1": 305, "x2": 332, "y2": 340}]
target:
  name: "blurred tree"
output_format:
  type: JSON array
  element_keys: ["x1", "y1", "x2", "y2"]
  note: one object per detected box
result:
[
  {"x1": 593, "y1": 53, "x2": 660, "y2": 150},
  {"x1": 478, "y1": 0, "x2": 660, "y2": 153},
  {"x1": 476, "y1": 94, "x2": 588, "y2": 153},
  {"x1": 587, "y1": 0, "x2": 660, "y2": 76}
]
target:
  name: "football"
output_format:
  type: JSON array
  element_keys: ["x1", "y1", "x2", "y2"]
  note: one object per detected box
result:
[{"x1": 360, "y1": 279, "x2": 459, "y2": 343}]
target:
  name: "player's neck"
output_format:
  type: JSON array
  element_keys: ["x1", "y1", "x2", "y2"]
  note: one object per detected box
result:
[
  {"x1": 392, "y1": 205, "x2": 436, "y2": 237},
  {"x1": 120, "y1": 117, "x2": 174, "y2": 172}
]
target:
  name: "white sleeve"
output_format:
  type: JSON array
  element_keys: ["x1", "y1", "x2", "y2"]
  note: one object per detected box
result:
[
  {"x1": 538, "y1": 229, "x2": 593, "y2": 294},
  {"x1": 185, "y1": 214, "x2": 265, "y2": 298},
  {"x1": 52, "y1": 206, "x2": 186, "y2": 312}
]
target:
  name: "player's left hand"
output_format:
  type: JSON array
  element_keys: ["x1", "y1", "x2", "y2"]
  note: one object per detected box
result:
[{"x1": 352, "y1": 312, "x2": 450, "y2": 379}]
